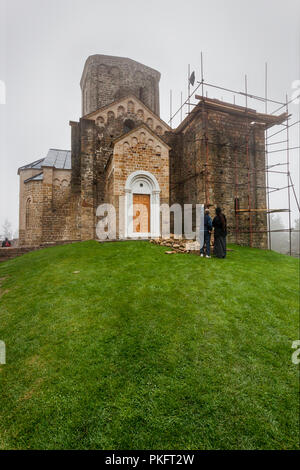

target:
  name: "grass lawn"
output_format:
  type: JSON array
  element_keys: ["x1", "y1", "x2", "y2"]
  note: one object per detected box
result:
[{"x1": 0, "y1": 241, "x2": 299, "y2": 450}]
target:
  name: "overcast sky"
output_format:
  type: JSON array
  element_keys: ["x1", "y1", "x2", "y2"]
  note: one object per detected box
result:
[{"x1": 0, "y1": 0, "x2": 299, "y2": 235}]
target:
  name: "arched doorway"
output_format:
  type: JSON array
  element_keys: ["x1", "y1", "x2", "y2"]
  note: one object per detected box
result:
[{"x1": 124, "y1": 171, "x2": 160, "y2": 238}]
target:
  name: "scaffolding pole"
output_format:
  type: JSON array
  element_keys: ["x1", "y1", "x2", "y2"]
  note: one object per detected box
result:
[
  {"x1": 170, "y1": 89, "x2": 173, "y2": 129},
  {"x1": 188, "y1": 64, "x2": 191, "y2": 115},
  {"x1": 265, "y1": 62, "x2": 271, "y2": 250},
  {"x1": 286, "y1": 94, "x2": 292, "y2": 255}
]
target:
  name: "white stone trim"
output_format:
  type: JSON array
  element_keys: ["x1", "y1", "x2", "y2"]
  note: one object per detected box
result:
[{"x1": 124, "y1": 171, "x2": 160, "y2": 238}]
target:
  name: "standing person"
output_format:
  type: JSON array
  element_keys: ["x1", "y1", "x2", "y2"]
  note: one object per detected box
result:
[
  {"x1": 212, "y1": 207, "x2": 227, "y2": 258},
  {"x1": 200, "y1": 208, "x2": 213, "y2": 258}
]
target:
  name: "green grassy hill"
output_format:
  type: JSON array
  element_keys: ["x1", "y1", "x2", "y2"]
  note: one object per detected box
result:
[{"x1": 0, "y1": 241, "x2": 299, "y2": 450}]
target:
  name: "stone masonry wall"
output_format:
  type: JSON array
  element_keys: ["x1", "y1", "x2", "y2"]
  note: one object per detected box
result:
[
  {"x1": 80, "y1": 55, "x2": 160, "y2": 117},
  {"x1": 19, "y1": 179, "x2": 43, "y2": 246},
  {"x1": 19, "y1": 168, "x2": 44, "y2": 245},
  {"x1": 41, "y1": 167, "x2": 81, "y2": 244},
  {"x1": 169, "y1": 105, "x2": 268, "y2": 249},
  {"x1": 109, "y1": 130, "x2": 169, "y2": 237},
  {"x1": 71, "y1": 98, "x2": 170, "y2": 240}
]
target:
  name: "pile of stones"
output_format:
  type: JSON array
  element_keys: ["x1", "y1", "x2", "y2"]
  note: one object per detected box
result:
[{"x1": 149, "y1": 236, "x2": 201, "y2": 254}]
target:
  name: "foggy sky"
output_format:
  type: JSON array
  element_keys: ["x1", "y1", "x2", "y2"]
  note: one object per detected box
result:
[{"x1": 0, "y1": 0, "x2": 299, "y2": 235}]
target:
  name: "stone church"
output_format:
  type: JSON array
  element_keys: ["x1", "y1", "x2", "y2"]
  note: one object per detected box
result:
[{"x1": 18, "y1": 54, "x2": 285, "y2": 248}]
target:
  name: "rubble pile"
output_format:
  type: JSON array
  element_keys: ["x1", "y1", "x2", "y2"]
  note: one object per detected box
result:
[{"x1": 149, "y1": 236, "x2": 201, "y2": 254}]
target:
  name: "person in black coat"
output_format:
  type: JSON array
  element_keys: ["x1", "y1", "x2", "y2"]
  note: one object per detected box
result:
[
  {"x1": 212, "y1": 207, "x2": 227, "y2": 258},
  {"x1": 200, "y1": 209, "x2": 213, "y2": 258}
]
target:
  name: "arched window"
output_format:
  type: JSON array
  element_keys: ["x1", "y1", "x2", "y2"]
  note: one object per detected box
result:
[
  {"x1": 131, "y1": 137, "x2": 138, "y2": 147},
  {"x1": 127, "y1": 101, "x2": 135, "y2": 114},
  {"x1": 155, "y1": 145, "x2": 161, "y2": 156},
  {"x1": 107, "y1": 111, "x2": 115, "y2": 123},
  {"x1": 156, "y1": 125, "x2": 163, "y2": 136},
  {"x1": 117, "y1": 105, "x2": 125, "y2": 118},
  {"x1": 98, "y1": 64, "x2": 107, "y2": 74},
  {"x1": 123, "y1": 142, "x2": 130, "y2": 155},
  {"x1": 96, "y1": 115, "x2": 105, "y2": 127},
  {"x1": 139, "y1": 132, "x2": 146, "y2": 143},
  {"x1": 137, "y1": 109, "x2": 144, "y2": 121},
  {"x1": 146, "y1": 118, "x2": 153, "y2": 129},
  {"x1": 26, "y1": 198, "x2": 31, "y2": 229},
  {"x1": 110, "y1": 66, "x2": 120, "y2": 79}
]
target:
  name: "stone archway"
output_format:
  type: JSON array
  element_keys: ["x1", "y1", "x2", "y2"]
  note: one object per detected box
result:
[{"x1": 124, "y1": 171, "x2": 160, "y2": 238}]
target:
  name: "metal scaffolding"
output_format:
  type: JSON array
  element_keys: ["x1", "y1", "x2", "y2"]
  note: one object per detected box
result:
[{"x1": 168, "y1": 55, "x2": 300, "y2": 256}]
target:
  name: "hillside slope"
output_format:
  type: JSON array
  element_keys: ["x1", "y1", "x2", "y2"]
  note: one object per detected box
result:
[{"x1": 0, "y1": 241, "x2": 299, "y2": 449}]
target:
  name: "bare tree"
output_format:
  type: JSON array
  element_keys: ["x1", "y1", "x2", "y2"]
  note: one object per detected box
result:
[{"x1": 1, "y1": 219, "x2": 13, "y2": 240}]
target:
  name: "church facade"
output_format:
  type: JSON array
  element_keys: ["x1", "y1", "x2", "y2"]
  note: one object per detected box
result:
[{"x1": 18, "y1": 54, "x2": 285, "y2": 248}]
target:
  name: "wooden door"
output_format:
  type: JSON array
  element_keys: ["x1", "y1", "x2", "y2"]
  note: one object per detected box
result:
[{"x1": 133, "y1": 194, "x2": 150, "y2": 233}]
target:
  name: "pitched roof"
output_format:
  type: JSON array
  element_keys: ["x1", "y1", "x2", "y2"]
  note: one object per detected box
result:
[
  {"x1": 18, "y1": 150, "x2": 72, "y2": 175},
  {"x1": 18, "y1": 158, "x2": 45, "y2": 174},
  {"x1": 24, "y1": 172, "x2": 44, "y2": 183},
  {"x1": 43, "y1": 149, "x2": 71, "y2": 169}
]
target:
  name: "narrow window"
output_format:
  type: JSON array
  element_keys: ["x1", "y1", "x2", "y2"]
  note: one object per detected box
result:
[{"x1": 26, "y1": 198, "x2": 31, "y2": 229}]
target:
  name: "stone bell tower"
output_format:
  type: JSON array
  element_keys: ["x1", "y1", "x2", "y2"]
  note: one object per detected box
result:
[{"x1": 80, "y1": 54, "x2": 161, "y2": 117}]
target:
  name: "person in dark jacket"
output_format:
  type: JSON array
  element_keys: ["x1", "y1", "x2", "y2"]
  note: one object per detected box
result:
[
  {"x1": 212, "y1": 207, "x2": 227, "y2": 258},
  {"x1": 200, "y1": 209, "x2": 213, "y2": 258},
  {"x1": 1, "y1": 238, "x2": 11, "y2": 248}
]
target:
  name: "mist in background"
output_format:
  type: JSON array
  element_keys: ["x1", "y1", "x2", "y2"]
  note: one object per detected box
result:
[{"x1": 0, "y1": 0, "x2": 299, "y2": 252}]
